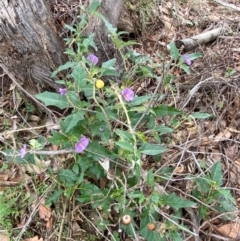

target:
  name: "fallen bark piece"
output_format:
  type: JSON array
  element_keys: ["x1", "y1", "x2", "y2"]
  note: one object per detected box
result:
[{"x1": 170, "y1": 24, "x2": 228, "y2": 51}]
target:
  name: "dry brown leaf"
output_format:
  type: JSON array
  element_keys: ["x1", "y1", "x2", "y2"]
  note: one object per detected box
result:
[
  {"x1": 0, "y1": 233, "x2": 10, "y2": 241},
  {"x1": 0, "y1": 173, "x2": 8, "y2": 181},
  {"x1": 215, "y1": 223, "x2": 240, "y2": 239},
  {"x1": 72, "y1": 221, "x2": 81, "y2": 235},
  {"x1": 23, "y1": 236, "x2": 43, "y2": 241},
  {"x1": 213, "y1": 129, "x2": 232, "y2": 142},
  {"x1": 228, "y1": 127, "x2": 240, "y2": 133},
  {"x1": 159, "y1": 6, "x2": 169, "y2": 15},
  {"x1": 235, "y1": 157, "x2": 240, "y2": 166},
  {"x1": 224, "y1": 144, "x2": 238, "y2": 161},
  {"x1": 210, "y1": 148, "x2": 222, "y2": 162},
  {"x1": 161, "y1": 15, "x2": 175, "y2": 31},
  {"x1": 52, "y1": 144, "x2": 59, "y2": 151},
  {"x1": 39, "y1": 204, "x2": 51, "y2": 221},
  {"x1": 46, "y1": 217, "x2": 53, "y2": 231},
  {"x1": 173, "y1": 164, "x2": 185, "y2": 174}
]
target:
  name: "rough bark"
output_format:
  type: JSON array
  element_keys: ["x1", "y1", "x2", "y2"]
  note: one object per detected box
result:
[
  {"x1": 84, "y1": 0, "x2": 124, "y2": 63},
  {"x1": 0, "y1": 0, "x2": 124, "y2": 97},
  {"x1": 0, "y1": 0, "x2": 68, "y2": 95}
]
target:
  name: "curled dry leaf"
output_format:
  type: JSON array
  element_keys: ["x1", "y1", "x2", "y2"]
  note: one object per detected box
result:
[
  {"x1": 173, "y1": 164, "x2": 185, "y2": 174},
  {"x1": 215, "y1": 223, "x2": 240, "y2": 239},
  {"x1": 46, "y1": 217, "x2": 53, "y2": 231},
  {"x1": 213, "y1": 129, "x2": 232, "y2": 142},
  {"x1": 39, "y1": 204, "x2": 51, "y2": 221}
]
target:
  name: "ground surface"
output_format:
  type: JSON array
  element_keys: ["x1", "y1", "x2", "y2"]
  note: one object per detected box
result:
[{"x1": 0, "y1": 0, "x2": 240, "y2": 240}]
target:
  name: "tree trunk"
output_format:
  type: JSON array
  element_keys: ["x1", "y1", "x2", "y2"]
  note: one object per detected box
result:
[
  {"x1": 0, "y1": 0, "x2": 124, "y2": 97},
  {"x1": 0, "y1": 0, "x2": 68, "y2": 95},
  {"x1": 84, "y1": 0, "x2": 124, "y2": 63}
]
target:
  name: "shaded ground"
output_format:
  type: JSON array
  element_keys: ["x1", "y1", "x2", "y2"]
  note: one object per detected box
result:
[{"x1": 1, "y1": 0, "x2": 240, "y2": 240}]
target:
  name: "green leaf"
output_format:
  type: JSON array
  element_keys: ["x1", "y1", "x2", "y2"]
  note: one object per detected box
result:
[
  {"x1": 87, "y1": 141, "x2": 116, "y2": 160},
  {"x1": 150, "y1": 192, "x2": 160, "y2": 204},
  {"x1": 189, "y1": 52, "x2": 203, "y2": 60},
  {"x1": 51, "y1": 61, "x2": 76, "y2": 77},
  {"x1": 58, "y1": 169, "x2": 77, "y2": 186},
  {"x1": 195, "y1": 177, "x2": 210, "y2": 193},
  {"x1": 101, "y1": 68, "x2": 119, "y2": 77},
  {"x1": 115, "y1": 129, "x2": 133, "y2": 141},
  {"x1": 68, "y1": 91, "x2": 82, "y2": 106},
  {"x1": 179, "y1": 63, "x2": 190, "y2": 74},
  {"x1": 63, "y1": 110, "x2": 85, "y2": 133},
  {"x1": 191, "y1": 112, "x2": 213, "y2": 119},
  {"x1": 169, "y1": 42, "x2": 180, "y2": 61},
  {"x1": 72, "y1": 163, "x2": 80, "y2": 175},
  {"x1": 139, "y1": 143, "x2": 167, "y2": 155},
  {"x1": 91, "y1": 121, "x2": 111, "y2": 142},
  {"x1": 77, "y1": 156, "x2": 95, "y2": 173},
  {"x1": 128, "y1": 106, "x2": 147, "y2": 113},
  {"x1": 115, "y1": 141, "x2": 134, "y2": 152},
  {"x1": 64, "y1": 24, "x2": 75, "y2": 32},
  {"x1": 46, "y1": 189, "x2": 63, "y2": 206},
  {"x1": 160, "y1": 193, "x2": 197, "y2": 211},
  {"x1": 147, "y1": 169, "x2": 155, "y2": 186},
  {"x1": 87, "y1": 163, "x2": 105, "y2": 179},
  {"x1": 60, "y1": 119, "x2": 85, "y2": 136},
  {"x1": 137, "y1": 66, "x2": 155, "y2": 77},
  {"x1": 29, "y1": 139, "x2": 42, "y2": 149},
  {"x1": 71, "y1": 64, "x2": 87, "y2": 87},
  {"x1": 129, "y1": 95, "x2": 151, "y2": 106},
  {"x1": 153, "y1": 125, "x2": 174, "y2": 134},
  {"x1": 95, "y1": 219, "x2": 109, "y2": 231},
  {"x1": 102, "y1": 59, "x2": 116, "y2": 68},
  {"x1": 216, "y1": 188, "x2": 236, "y2": 205},
  {"x1": 100, "y1": 59, "x2": 119, "y2": 76},
  {"x1": 114, "y1": 38, "x2": 139, "y2": 49},
  {"x1": 153, "y1": 105, "x2": 181, "y2": 117},
  {"x1": 89, "y1": 0, "x2": 101, "y2": 12},
  {"x1": 210, "y1": 161, "x2": 223, "y2": 186},
  {"x1": 94, "y1": 12, "x2": 117, "y2": 34},
  {"x1": 128, "y1": 191, "x2": 145, "y2": 204},
  {"x1": 35, "y1": 91, "x2": 69, "y2": 109},
  {"x1": 83, "y1": 34, "x2": 97, "y2": 50},
  {"x1": 147, "y1": 115, "x2": 156, "y2": 130},
  {"x1": 168, "y1": 230, "x2": 182, "y2": 241},
  {"x1": 77, "y1": 182, "x2": 101, "y2": 203}
]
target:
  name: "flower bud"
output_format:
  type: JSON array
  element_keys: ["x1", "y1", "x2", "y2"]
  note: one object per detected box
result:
[
  {"x1": 147, "y1": 223, "x2": 156, "y2": 231},
  {"x1": 121, "y1": 215, "x2": 132, "y2": 225}
]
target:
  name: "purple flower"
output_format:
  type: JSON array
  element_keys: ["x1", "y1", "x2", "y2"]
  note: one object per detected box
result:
[
  {"x1": 59, "y1": 88, "x2": 67, "y2": 96},
  {"x1": 184, "y1": 54, "x2": 191, "y2": 66},
  {"x1": 20, "y1": 144, "x2": 27, "y2": 158},
  {"x1": 75, "y1": 136, "x2": 89, "y2": 153},
  {"x1": 87, "y1": 54, "x2": 98, "y2": 65},
  {"x1": 122, "y1": 88, "x2": 134, "y2": 102}
]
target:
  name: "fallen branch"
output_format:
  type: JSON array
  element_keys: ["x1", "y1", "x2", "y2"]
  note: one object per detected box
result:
[
  {"x1": 171, "y1": 24, "x2": 228, "y2": 52},
  {"x1": 210, "y1": 0, "x2": 240, "y2": 12}
]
